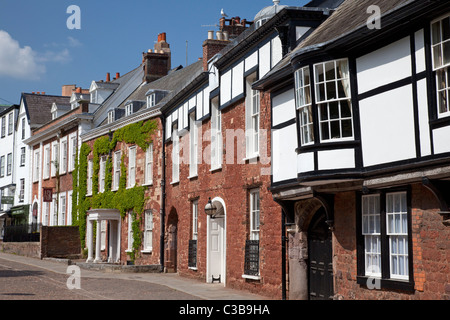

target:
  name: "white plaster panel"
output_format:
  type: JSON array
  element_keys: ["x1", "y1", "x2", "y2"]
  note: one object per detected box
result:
[
  {"x1": 245, "y1": 50, "x2": 258, "y2": 72},
  {"x1": 318, "y1": 149, "x2": 355, "y2": 171},
  {"x1": 415, "y1": 29, "x2": 426, "y2": 74},
  {"x1": 272, "y1": 89, "x2": 296, "y2": 127},
  {"x1": 433, "y1": 126, "x2": 450, "y2": 154},
  {"x1": 357, "y1": 37, "x2": 412, "y2": 94},
  {"x1": 272, "y1": 124, "x2": 298, "y2": 183},
  {"x1": 271, "y1": 36, "x2": 283, "y2": 68},
  {"x1": 417, "y1": 78, "x2": 431, "y2": 157},
  {"x1": 196, "y1": 91, "x2": 203, "y2": 120},
  {"x1": 220, "y1": 69, "x2": 232, "y2": 106},
  {"x1": 259, "y1": 41, "x2": 271, "y2": 79},
  {"x1": 359, "y1": 85, "x2": 417, "y2": 167},
  {"x1": 232, "y1": 61, "x2": 244, "y2": 99},
  {"x1": 298, "y1": 152, "x2": 315, "y2": 174}
]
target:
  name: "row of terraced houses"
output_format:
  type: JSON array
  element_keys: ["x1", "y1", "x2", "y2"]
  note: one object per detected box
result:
[{"x1": 0, "y1": 0, "x2": 449, "y2": 300}]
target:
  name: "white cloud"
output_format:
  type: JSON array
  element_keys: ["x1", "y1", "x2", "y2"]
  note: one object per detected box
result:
[
  {"x1": 37, "y1": 48, "x2": 72, "y2": 64},
  {"x1": 67, "y1": 36, "x2": 82, "y2": 48},
  {"x1": 0, "y1": 30, "x2": 45, "y2": 80}
]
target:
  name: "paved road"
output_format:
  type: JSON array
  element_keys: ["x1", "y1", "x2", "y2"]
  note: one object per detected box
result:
[
  {"x1": 0, "y1": 256, "x2": 198, "y2": 300},
  {"x1": 0, "y1": 253, "x2": 268, "y2": 301}
]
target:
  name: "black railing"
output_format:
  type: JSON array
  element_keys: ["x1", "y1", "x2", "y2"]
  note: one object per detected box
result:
[
  {"x1": 3, "y1": 224, "x2": 41, "y2": 243},
  {"x1": 188, "y1": 240, "x2": 197, "y2": 268},
  {"x1": 244, "y1": 240, "x2": 260, "y2": 276}
]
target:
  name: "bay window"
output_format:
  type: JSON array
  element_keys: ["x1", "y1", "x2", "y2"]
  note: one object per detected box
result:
[
  {"x1": 432, "y1": 15, "x2": 450, "y2": 116},
  {"x1": 295, "y1": 66, "x2": 314, "y2": 146}
]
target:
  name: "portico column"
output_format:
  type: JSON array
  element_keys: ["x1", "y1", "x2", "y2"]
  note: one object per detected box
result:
[
  {"x1": 86, "y1": 219, "x2": 94, "y2": 263},
  {"x1": 94, "y1": 219, "x2": 102, "y2": 263}
]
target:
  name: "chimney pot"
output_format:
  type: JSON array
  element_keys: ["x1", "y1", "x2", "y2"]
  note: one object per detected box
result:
[
  {"x1": 216, "y1": 31, "x2": 223, "y2": 41},
  {"x1": 208, "y1": 30, "x2": 214, "y2": 40},
  {"x1": 106, "y1": 73, "x2": 111, "y2": 82},
  {"x1": 160, "y1": 33, "x2": 166, "y2": 42},
  {"x1": 42, "y1": 92, "x2": 45, "y2": 95},
  {"x1": 76, "y1": 87, "x2": 82, "y2": 93},
  {"x1": 116, "y1": 72, "x2": 120, "y2": 79}
]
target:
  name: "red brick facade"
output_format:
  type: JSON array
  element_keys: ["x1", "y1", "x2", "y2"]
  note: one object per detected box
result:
[{"x1": 164, "y1": 91, "x2": 283, "y2": 298}]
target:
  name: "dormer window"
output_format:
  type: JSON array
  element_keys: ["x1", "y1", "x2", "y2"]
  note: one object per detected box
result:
[
  {"x1": 108, "y1": 110, "x2": 115, "y2": 124},
  {"x1": 147, "y1": 94, "x2": 156, "y2": 108},
  {"x1": 125, "y1": 104, "x2": 133, "y2": 116}
]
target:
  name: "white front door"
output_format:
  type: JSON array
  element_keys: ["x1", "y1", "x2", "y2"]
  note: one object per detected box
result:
[{"x1": 209, "y1": 217, "x2": 224, "y2": 283}]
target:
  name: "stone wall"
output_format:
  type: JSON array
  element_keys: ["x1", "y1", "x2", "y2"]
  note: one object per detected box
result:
[{"x1": 40, "y1": 226, "x2": 81, "y2": 259}]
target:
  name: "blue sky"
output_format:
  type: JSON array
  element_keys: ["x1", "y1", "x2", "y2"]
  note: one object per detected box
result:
[{"x1": 0, "y1": 0, "x2": 309, "y2": 105}]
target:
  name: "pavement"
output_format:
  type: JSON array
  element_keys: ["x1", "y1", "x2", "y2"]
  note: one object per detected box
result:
[{"x1": 0, "y1": 252, "x2": 270, "y2": 301}]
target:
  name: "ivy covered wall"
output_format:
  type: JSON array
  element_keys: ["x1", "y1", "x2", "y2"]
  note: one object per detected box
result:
[{"x1": 72, "y1": 120, "x2": 158, "y2": 262}]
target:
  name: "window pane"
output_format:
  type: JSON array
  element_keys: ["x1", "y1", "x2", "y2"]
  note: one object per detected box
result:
[
  {"x1": 315, "y1": 64, "x2": 324, "y2": 83},
  {"x1": 443, "y1": 17, "x2": 450, "y2": 41},
  {"x1": 325, "y1": 61, "x2": 336, "y2": 81},
  {"x1": 329, "y1": 102, "x2": 339, "y2": 119},
  {"x1": 321, "y1": 122, "x2": 330, "y2": 141},
  {"x1": 434, "y1": 45, "x2": 443, "y2": 69},
  {"x1": 317, "y1": 83, "x2": 326, "y2": 102},
  {"x1": 326, "y1": 81, "x2": 337, "y2": 100},
  {"x1": 330, "y1": 120, "x2": 340, "y2": 139},
  {"x1": 340, "y1": 100, "x2": 352, "y2": 118},
  {"x1": 320, "y1": 104, "x2": 328, "y2": 121},
  {"x1": 341, "y1": 119, "x2": 353, "y2": 138},
  {"x1": 443, "y1": 41, "x2": 450, "y2": 66},
  {"x1": 432, "y1": 21, "x2": 441, "y2": 45}
]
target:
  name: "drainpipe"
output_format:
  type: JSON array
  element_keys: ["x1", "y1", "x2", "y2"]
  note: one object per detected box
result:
[
  {"x1": 159, "y1": 115, "x2": 166, "y2": 272},
  {"x1": 274, "y1": 198, "x2": 288, "y2": 300}
]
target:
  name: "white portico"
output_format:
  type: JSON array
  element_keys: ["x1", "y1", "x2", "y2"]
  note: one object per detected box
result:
[{"x1": 86, "y1": 209, "x2": 121, "y2": 264}]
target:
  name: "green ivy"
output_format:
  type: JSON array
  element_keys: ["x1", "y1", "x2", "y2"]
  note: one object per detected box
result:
[{"x1": 73, "y1": 120, "x2": 157, "y2": 263}]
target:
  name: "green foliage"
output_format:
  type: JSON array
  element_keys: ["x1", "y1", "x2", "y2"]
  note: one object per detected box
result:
[{"x1": 73, "y1": 119, "x2": 157, "y2": 263}]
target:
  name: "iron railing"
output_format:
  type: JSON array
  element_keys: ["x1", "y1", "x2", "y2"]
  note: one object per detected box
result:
[
  {"x1": 244, "y1": 240, "x2": 260, "y2": 276},
  {"x1": 3, "y1": 224, "x2": 41, "y2": 243},
  {"x1": 188, "y1": 240, "x2": 197, "y2": 268}
]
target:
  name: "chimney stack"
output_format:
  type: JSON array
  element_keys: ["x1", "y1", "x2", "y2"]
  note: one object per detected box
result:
[{"x1": 142, "y1": 33, "x2": 171, "y2": 83}]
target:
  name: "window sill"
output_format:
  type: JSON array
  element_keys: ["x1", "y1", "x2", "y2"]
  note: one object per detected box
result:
[
  {"x1": 209, "y1": 166, "x2": 222, "y2": 173},
  {"x1": 142, "y1": 182, "x2": 153, "y2": 187},
  {"x1": 243, "y1": 155, "x2": 259, "y2": 163},
  {"x1": 170, "y1": 180, "x2": 179, "y2": 185},
  {"x1": 188, "y1": 267, "x2": 198, "y2": 271},
  {"x1": 242, "y1": 274, "x2": 261, "y2": 281},
  {"x1": 141, "y1": 249, "x2": 152, "y2": 254},
  {"x1": 187, "y1": 175, "x2": 198, "y2": 180},
  {"x1": 125, "y1": 249, "x2": 133, "y2": 253},
  {"x1": 356, "y1": 276, "x2": 414, "y2": 292}
]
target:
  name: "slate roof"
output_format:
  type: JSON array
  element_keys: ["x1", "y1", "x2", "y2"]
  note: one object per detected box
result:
[
  {"x1": 21, "y1": 93, "x2": 71, "y2": 128},
  {"x1": 118, "y1": 60, "x2": 204, "y2": 111}
]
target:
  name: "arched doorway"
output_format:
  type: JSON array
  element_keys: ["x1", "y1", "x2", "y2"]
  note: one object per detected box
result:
[
  {"x1": 165, "y1": 208, "x2": 178, "y2": 273},
  {"x1": 308, "y1": 207, "x2": 334, "y2": 300},
  {"x1": 206, "y1": 197, "x2": 226, "y2": 285}
]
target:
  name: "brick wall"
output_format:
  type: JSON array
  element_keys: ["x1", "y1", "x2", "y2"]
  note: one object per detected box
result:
[
  {"x1": 164, "y1": 91, "x2": 283, "y2": 299},
  {"x1": 332, "y1": 184, "x2": 450, "y2": 300},
  {"x1": 40, "y1": 226, "x2": 81, "y2": 259}
]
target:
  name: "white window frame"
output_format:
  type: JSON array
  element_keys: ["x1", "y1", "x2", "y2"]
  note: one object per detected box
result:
[
  {"x1": 1, "y1": 116, "x2": 5, "y2": 138},
  {"x1": 0, "y1": 156, "x2": 4, "y2": 178},
  {"x1": 99, "y1": 156, "x2": 107, "y2": 193},
  {"x1": 87, "y1": 159, "x2": 93, "y2": 196},
  {"x1": 250, "y1": 189, "x2": 260, "y2": 241},
  {"x1": 51, "y1": 141, "x2": 59, "y2": 177},
  {"x1": 189, "y1": 113, "x2": 198, "y2": 178},
  {"x1": 295, "y1": 66, "x2": 314, "y2": 146},
  {"x1": 147, "y1": 93, "x2": 156, "y2": 108},
  {"x1": 43, "y1": 201, "x2": 49, "y2": 226},
  {"x1": 314, "y1": 59, "x2": 353, "y2": 143},
  {"x1": 7, "y1": 112, "x2": 13, "y2": 135},
  {"x1": 142, "y1": 210, "x2": 153, "y2": 252},
  {"x1": 108, "y1": 110, "x2": 115, "y2": 124},
  {"x1": 128, "y1": 146, "x2": 136, "y2": 188},
  {"x1": 210, "y1": 99, "x2": 222, "y2": 170},
  {"x1": 113, "y1": 151, "x2": 121, "y2": 191},
  {"x1": 6, "y1": 153, "x2": 11, "y2": 176},
  {"x1": 245, "y1": 73, "x2": 260, "y2": 158},
  {"x1": 67, "y1": 190, "x2": 73, "y2": 226},
  {"x1": 33, "y1": 150, "x2": 40, "y2": 182},
  {"x1": 59, "y1": 193, "x2": 66, "y2": 226},
  {"x1": 171, "y1": 125, "x2": 180, "y2": 183},
  {"x1": 192, "y1": 201, "x2": 198, "y2": 241},
  {"x1": 362, "y1": 194, "x2": 382, "y2": 278},
  {"x1": 125, "y1": 104, "x2": 133, "y2": 116},
  {"x1": 52, "y1": 194, "x2": 58, "y2": 226},
  {"x1": 431, "y1": 15, "x2": 450, "y2": 117},
  {"x1": 145, "y1": 144, "x2": 153, "y2": 185},
  {"x1": 386, "y1": 192, "x2": 409, "y2": 280},
  {"x1": 21, "y1": 117, "x2": 25, "y2": 140},
  {"x1": 69, "y1": 134, "x2": 77, "y2": 172},
  {"x1": 60, "y1": 137, "x2": 68, "y2": 175},
  {"x1": 43, "y1": 145, "x2": 50, "y2": 179},
  {"x1": 19, "y1": 178, "x2": 25, "y2": 203},
  {"x1": 127, "y1": 212, "x2": 134, "y2": 252}
]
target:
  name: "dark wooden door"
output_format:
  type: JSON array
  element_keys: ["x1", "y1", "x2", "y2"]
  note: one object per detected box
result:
[{"x1": 308, "y1": 208, "x2": 333, "y2": 300}]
